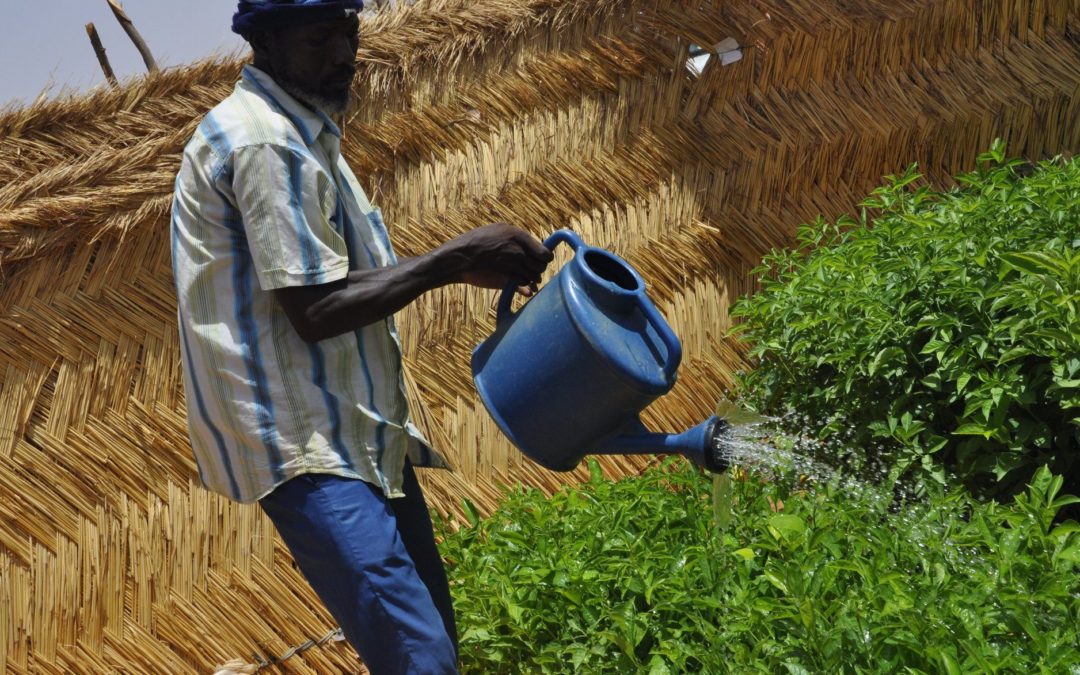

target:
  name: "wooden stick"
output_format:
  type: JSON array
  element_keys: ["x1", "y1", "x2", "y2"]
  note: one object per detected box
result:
[
  {"x1": 106, "y1": 0, "x2": 158, "y2": 73},
  {"x1": 85, "y1": 23, "x2": 119, "y2": 88}
]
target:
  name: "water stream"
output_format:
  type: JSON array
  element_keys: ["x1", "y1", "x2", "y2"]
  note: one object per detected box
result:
[{"x1": 707, "y1": 400, "x2": 986, "y2": 570}]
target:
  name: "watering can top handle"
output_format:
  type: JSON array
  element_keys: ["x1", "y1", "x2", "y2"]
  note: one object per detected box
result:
[
  {"x1": 541, "y1": 229, "x2": 585, "y2": 251},
  {"x1": 496, "y1": 229, "x2": 583, "y2": 326}
]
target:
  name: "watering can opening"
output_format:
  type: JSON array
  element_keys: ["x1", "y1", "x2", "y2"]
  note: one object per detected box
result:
[
  {"x1": 471, "y1": 229, "x2": 730, "y2": 475},
  {"x1": 581, "y1": 250, "x2": 641, "y2": 293}
]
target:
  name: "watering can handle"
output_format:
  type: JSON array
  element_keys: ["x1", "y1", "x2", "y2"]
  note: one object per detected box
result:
[
  {"x1": 496, "y1": 229, "x2": 583, "y2": 327},
  {"x1": 636, "y1": 293, "x2": 683, "y2": 380}
]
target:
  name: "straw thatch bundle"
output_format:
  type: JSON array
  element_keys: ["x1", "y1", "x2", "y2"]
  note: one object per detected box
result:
[{"x1": 1, "y1": 0, "x2": 1077, "y2": 670}]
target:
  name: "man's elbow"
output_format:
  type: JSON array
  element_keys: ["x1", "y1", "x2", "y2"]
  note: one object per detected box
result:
[
  {"x1": 296, "y1": 323, "x2": 326, "y2": 344},
  {"x1": 274, "y1": 288, "x2": 339, "y2": 343},
  {"x1": 284, "y1": 307, "x2": 335, "y2": 344},
  {"x1": 288, "y1": 316, "x2": 323, "y2": 344}
]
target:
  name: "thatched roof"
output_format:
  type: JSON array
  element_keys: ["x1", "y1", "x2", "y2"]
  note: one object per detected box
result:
[{"x1": 1, "y1": 0, "x2": 1077, "y2": 670}]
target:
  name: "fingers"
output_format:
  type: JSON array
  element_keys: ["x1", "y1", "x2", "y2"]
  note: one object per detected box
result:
[
  {"x1": 520, "y1": 233, "x2": 555, "y2": 262},
  {"x1": 493, "y1": 234, "x2": 550, "y2": 282},
  {"x1": 463, "y1": 224, "x2": 555, "y2": 287},
  {"x1": 512, "y1": 231, "x2": 554, "y2": 276},
  {"x1": 503, "y1": 269, "x2": 541, "y2": 287},
  {"x1": 519, "y1": 255, "x2": 548, "y2": 278},
  {"x1": 495, "y1": 225, "x2": 553, "y2": 262}
]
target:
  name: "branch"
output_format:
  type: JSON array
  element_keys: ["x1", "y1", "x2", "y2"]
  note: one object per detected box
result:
[
  {"x1": 106, "y1": 0, "x2": 158, "y2": 73},
  {"x1": 85, "y1": 22, "x2": 119, "y2": 87}
]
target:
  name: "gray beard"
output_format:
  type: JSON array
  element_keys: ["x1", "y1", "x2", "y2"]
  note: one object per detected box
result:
[{"x1": 278, "y1": 78, "x2": 350, "y2": 117}]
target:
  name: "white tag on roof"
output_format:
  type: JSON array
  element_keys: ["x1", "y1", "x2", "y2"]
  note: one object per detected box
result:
[{"x1": 713, "y1": 37, "x2": 743, "y2": 66}]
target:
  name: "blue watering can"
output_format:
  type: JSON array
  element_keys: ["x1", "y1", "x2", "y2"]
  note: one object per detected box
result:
[{"x1": 471, "y1": 229, "x2": 730, "y2": 473}]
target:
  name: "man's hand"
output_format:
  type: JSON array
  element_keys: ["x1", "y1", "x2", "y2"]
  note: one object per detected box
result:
[{"x1": 448, "y1": 223, "x2": 554, "y2": 295}]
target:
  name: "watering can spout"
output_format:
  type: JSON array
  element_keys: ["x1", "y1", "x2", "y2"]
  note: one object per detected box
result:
[{"x1": 597, "y1": 416, "x2": 731, "y2": 474}]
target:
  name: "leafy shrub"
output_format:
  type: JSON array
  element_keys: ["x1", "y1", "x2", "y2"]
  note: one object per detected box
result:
[
  {"x1": 438, "y1": 460, "x2": 1080, "y2": 673},
  {"x1": 731, "y1": 144, "x2": 1080, "y2": 495}
]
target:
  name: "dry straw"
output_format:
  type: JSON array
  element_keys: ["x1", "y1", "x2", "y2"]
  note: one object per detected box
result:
[{"x1": 1, "y1": 0, "x2": 1077, "y2": 671}]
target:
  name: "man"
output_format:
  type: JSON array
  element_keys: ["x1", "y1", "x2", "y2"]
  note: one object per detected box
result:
[{"x1": 171, "y1": 1, "x2": 553, "y2": 672}]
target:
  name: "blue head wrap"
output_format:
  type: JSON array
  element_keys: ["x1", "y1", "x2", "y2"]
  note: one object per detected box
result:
[{"x1": 232, "y1": 0, "x2": 365, "y2": 37}]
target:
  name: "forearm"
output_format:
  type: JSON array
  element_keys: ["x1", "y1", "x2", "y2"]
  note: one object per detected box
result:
[
  {"x1": 276, "y1": 222, "x2": 552, "y2": 343},
  {"x1": 289, "y1": 244, "x2": 468, "y2": 342}
]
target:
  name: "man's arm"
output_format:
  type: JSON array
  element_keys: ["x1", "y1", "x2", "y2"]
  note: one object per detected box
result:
[{"x1": 274, "y1": 222, "x2": 552, "y2": 343}]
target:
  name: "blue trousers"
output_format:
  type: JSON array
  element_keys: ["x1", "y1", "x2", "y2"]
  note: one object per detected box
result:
[{"x1": 259, "y1": 461, "x2": 459, "y2": 674}]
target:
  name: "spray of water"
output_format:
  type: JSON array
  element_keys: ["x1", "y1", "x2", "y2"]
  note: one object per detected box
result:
[
  {"x1": 711, "y1": 399, "x2": 913, "y2": 501},
  {"x1": 708, "y1": 400, "x2": 985, "y2": 570}
]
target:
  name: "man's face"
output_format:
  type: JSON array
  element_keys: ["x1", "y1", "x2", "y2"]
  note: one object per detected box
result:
[{"x1": 261, "y1": 14, "x2": 360, "y2": 114}]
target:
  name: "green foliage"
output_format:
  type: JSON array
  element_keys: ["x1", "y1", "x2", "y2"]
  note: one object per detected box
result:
[
  {"x1": 438, "y1": 460, "x2": 1080, "y2": 673},
  {"x1": 730, "y1": 144, "x2": 1080, "y2": 493}
]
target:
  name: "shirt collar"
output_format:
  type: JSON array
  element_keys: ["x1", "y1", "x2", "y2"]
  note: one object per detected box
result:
[{"x1": 241, "y1": 65, "x2": 342, "y2": 145}]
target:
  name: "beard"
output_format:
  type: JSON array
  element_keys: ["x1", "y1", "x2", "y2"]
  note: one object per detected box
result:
[{"x1": 278, "y1": 77, "x2": 352, "y2": 116}]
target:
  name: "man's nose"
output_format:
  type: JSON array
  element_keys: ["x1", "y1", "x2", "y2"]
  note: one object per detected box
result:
[{"x1": 330, "y1": 34, "x2": 357, "y2": 67}]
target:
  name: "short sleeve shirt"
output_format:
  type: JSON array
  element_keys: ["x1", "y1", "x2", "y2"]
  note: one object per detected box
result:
[{"x1": 171, "y1": 65, "x2": 446, "y2": 503}]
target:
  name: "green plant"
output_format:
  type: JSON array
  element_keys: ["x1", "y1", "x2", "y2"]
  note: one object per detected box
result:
[
  {"x1": 437, "y1": 459, "x2": 1080, "y2": 673},
  {"x1": 730, "y1": 144, "x2": 1080, "y2": 495}
]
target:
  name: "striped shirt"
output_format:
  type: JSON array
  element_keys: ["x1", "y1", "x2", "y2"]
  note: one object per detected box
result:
[{"x1": 171, "y1": 65, "x2": 446, "y2": 504}]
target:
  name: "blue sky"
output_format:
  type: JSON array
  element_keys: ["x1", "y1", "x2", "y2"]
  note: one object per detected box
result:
[{"x1": 1, "y1": 0, "x2": 248, "y2": 108}]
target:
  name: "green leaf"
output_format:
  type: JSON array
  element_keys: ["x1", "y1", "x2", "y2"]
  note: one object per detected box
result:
[
  {"x1": 733, "y1": 547, "x2": 756, "y2": 561},
  {"x1": 1050, "y1": 522, "x2": 1080, "y2": 538},
  {"x1": 956, "y1": 372, "x2": 973, "y2": 392},
  {"x1": 587, "y1": 458, "x2": 604, "y2": 484},
  {"x1": 953, "y1": 423, "x2": 993, "y2": 439},
  {"x1": 938, "y1": 649, "x2": 962, "y2": 675},
  {"x1": 461, "y1": 498, "x2": 481, "y2": 527},
  {"x1": 870, "y1": 346, "x2": 905, "y2": 375},
  {"x1": 763, "y1": 569, "x2": 789, "y2": 594},
  {"x1": 460, "y1": 627, "x2": 491, "y2": 643},
  {"x1": 557, "y1": 589, "x2": 583, "y2": 605},
  {"x1": 768, "y1": 514, "x2": 806, "y2": 541},
  {"x1": 1057, "y1": 546, "x2": 1080, "y2": 564},
  {"x1": 1000, "y1": 251, "x2": 1068, "y2": 277}
]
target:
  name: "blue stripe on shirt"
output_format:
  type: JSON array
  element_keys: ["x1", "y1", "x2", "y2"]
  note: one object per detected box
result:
[
  {"x1": 337, "y1": 179, "x2": 381, "y2": 268},
  {"x1": 307, "y1": 343, "x2": 354, "y2": 471},
  {"x1": 201, "y1": 112, "x2": 233, "y2": 172},
  {"x1": 285, "y1": 149, "x2": 323, "y2": 284},
  {"x1": 365, "y1": 208, "x2": 399, "y2": 265},
  {"x1": 230, "y1": 217, "x2": 286, "y2": 482}
]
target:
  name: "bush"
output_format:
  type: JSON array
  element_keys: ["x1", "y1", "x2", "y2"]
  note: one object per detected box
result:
[
  {"x1": 730, "y1": 144, "x2": 1080, "y2": 495},
  {"x1": 438, "y1": 460, "x2": 1080, "y2": 673}
]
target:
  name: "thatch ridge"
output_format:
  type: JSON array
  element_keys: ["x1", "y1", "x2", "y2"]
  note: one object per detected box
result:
[
  {"x1": 2, "y1": 0, "x2": 1078, "y2": 670},
  {"x1": 0, "y1": 0, "x2": 638, "y2": 279}
]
